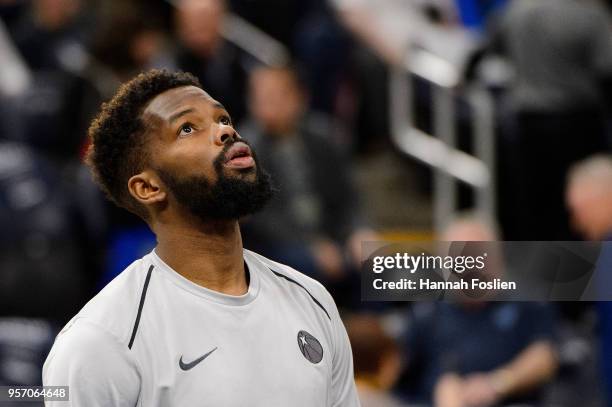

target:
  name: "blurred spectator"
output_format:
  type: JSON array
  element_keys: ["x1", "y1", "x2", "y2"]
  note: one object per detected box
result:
[
  {"x1": 469, "y1": 0, "x2": 612, "y2": 239},
  {"x1": 567, "y1": 155, "x2": 612, "y2": 241},
  {"x1": 346, "y1": 314, "x2": 408, "y2": 407},
  {"x1": 240, "y1": 65, "x2": 377, "y2": 303},
  {"x1": 173, "y1": 0, "x2": 252, "y2": 124},
  {"x1": 0, "y1": 141, "x2": 99, "y2": 321},
  {"x1": 77, "y1": 3, "x2": 175, "y2": 140},
  {"x1": 229, "y1": 0, "x2": 346, "y2": 113},
  {"x1": 397, "y1": 216, "x2": 558, "y2": 406},
  {"x1": 9, "y1": 0, "x2": 89, "y2": 72},
  {"x1": 2, "y1": 0, "x2": 98, "y2": 160},
  {"x1": 90, "y1": 4, "x2": 173, "y2": 84},
  {"x1": 566, "y1": 155, "x2": 612, "y2": 406}
]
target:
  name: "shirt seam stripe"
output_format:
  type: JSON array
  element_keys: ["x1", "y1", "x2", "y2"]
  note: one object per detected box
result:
[
  {"x1": 128, "y1": 264, "x2": 154, "y2": 349},
  {"x1": 268, "y1": 267, "x2": 331, "y2": 320}
]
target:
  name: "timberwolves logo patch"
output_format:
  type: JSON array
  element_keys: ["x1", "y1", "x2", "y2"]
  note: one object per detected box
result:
[{"x1": 297, "y1": 330, "x2": 323, "y2": 364}]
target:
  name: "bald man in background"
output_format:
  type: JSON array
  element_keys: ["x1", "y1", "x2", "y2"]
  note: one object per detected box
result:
[
  {"x1": 567, "y1": 155, "x2": 612, "y2": 242},
  {"x1": 566, "y1": 155, "x2": 612, "y2": 406}
]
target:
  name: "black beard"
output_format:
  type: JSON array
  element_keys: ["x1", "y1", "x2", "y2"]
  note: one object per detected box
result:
[{"x1": 156, "y1": 141, "x2": 273, "y2": 221}]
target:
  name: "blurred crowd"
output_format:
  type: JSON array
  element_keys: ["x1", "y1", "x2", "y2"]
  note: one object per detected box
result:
[{"x1": 2, "y1": 0, "x2": 612, "y2": 406}]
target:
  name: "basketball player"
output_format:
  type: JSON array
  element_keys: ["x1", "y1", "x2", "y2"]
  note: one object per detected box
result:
[{"x1": 42, "y1": 70, "x2": 360, "y2": 406}]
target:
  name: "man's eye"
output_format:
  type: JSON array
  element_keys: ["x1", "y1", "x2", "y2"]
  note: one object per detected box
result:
[
  {"x1": 220, "y1": 116, "x2": 231, "y2": 126},
  {"x1": 178, "y1": 123, "x2": 194, "y2": 136}
]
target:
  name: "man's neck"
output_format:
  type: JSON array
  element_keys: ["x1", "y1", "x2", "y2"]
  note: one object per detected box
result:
[{"x1": 153, "y1": 218, "x2": 248, "y2": 296}]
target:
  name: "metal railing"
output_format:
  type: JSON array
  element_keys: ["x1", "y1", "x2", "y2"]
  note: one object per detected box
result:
[
  {"x1": 222, "y1": 14, "x2": 289, "y2": 67},
  {"x1": 390, "y1": 47, "x2": 496, "y2": 234}
]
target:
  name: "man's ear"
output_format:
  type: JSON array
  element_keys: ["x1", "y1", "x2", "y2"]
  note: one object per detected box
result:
[{"x1": 128, "y1": 170, "x2": 167, "y2": 206}]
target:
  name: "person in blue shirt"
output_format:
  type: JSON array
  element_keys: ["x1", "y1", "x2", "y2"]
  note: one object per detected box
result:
[{"x1": 398, "y1": 217, "x2": 558, "y2": 407}]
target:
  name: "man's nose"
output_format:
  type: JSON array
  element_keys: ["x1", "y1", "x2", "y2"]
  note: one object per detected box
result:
[{"x1": 216, "y1": 128, "x2": 240, "y2": 145}]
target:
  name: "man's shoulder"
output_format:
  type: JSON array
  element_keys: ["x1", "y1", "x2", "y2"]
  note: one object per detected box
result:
[
  {"x1": 245, "y1": 249, "x2": 335, "y2": 311},
  {"x1": 64, "y1": 255, "x2": 154, "y2": 346},
  {"x1": 43, "y1": 314, "x2": 141, "y2": 400}
]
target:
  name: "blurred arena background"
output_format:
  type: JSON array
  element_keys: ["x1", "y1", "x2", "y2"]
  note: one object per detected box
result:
[{"x1": 1, "y1": 0, "x2": 612, "y2": 406}]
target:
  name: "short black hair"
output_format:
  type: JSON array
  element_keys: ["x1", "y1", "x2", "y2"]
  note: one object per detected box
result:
[{"x1": 86, "y1": 69, "x2": 201, "y2": 218}]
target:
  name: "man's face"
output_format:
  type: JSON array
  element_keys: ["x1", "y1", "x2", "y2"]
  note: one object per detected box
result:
[
  {"x1": 567, "y1": 180, "x2": 612, "y2": 240},
  {"x1": 249, "y1": 68, "x2": 304, "y2": 135},
  {"x1": 141, "y1": 85, "x2": 272, "y2": 221},
  {"x1": 175, "y1": 0, "x2": 224, "y2": 56}
]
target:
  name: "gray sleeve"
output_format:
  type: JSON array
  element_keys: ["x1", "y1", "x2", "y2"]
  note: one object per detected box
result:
[
  {"x1": 43, "y1": 319, "x2": 140, "y2": 407},
  {"x1": 329, "y1": 301, "x2": 360, "y2": 407}
]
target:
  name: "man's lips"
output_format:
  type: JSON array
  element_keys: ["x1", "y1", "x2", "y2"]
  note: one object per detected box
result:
[{"x1": 224, "y1": 142, "x2": 255, "y2": 169}]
